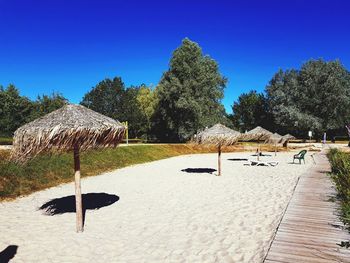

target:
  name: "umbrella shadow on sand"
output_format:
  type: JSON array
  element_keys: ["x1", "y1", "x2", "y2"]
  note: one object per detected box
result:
[
  {"x1": 181, "y1": 168, "x2": 217, "y2": 174},
  {"x1": 39, "y1": 193, "x2": 119, "y2": 226},
  {"x1": 0, "y1": 245, "x2": 18, "y2": 263},
  {"x1": 227, "y1": 158, "x2": 248, "y2": 161}
]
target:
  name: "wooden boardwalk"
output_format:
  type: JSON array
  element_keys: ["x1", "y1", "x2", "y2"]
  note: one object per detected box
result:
[{"x1": 264, "y1": 151, "x2": 350, "y2": 263}]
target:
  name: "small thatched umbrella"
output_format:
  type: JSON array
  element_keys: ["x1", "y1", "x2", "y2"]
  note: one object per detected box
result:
[
  {"x1": 265, "y1": 132, "x2": 283, "y2": 156},
  {"x1": 195, "y1": 124, "x2": 241, "y2": 176},
  {"x1": 12, "y1": 104, "x2": 126, "y2": 232},
  {"x1": 241, "y1": 126, "x2": 273, "y2": 160},
  {"x1": 281, "y1": 134, "x2": 296, "y2": 148}
]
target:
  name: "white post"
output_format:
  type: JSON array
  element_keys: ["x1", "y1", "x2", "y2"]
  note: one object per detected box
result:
[{"x1": 74, "y1": 144, "x2": 83, "y2": 232}]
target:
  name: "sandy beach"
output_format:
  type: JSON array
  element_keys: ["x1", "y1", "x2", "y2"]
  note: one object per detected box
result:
[{"x1": 0, "y1": 151, "x2": 312, "y2": 263}]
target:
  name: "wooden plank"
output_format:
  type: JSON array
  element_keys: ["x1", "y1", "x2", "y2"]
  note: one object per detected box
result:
[
  {"x1": 272, "y1": 240, "x2": 350, "y2": 255},
  {"x1": 268, "y1": 243, "x2": 345, "y2": 261},
  {"x1": 266, "y1": 251, "x2": 338, "y2": 263},
  {"x1": 264, "y1": 151, "x2": 350, "y2": 263}
]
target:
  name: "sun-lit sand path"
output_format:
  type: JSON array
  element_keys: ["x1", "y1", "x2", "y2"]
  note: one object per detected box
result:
[{"x1": 0, "y1": 152, "x2": 312, "y2": 263}]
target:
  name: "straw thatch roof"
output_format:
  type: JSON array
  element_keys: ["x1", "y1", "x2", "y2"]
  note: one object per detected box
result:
[
  {"x1": 12, "y1": 104, "x2": 126, "y2": 161},
  {"x1": 195, "y1": 124, "x2": 241, "y2": 146},
  {"x1": 265, "y1": 132, "x2": 283, "y2": 144},
  {"x1": 241, "y1": 126, "x2": 273, "y2": 141},
  {"x1": 282, "y1": 134, "x2": 296, "y2": 140}
]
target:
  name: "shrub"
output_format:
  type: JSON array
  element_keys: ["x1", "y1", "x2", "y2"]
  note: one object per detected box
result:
[{"x1": 328, "y1": 149, "x2": 350, "y2": 230}]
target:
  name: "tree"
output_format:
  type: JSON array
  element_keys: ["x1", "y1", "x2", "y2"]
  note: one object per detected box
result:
[
  {"x1": 80, "y1": 77, "x2": 125, "y2": 120},
  {"x1": 0, "y1": 84, "x2": 33, "y2": 136},
  {"x1": 30, "y1": 93, "x2": 67, "y2": 120},
  {"x1": 120, "y1": 86, "x2": 147, "y2": 138},
  {"x1": 153, "y1": 38, "x2": 227, "y2": 142},
  {"x1": 231, "y1": 90, "x2": 272, "y2": 132},
  {"x1": 80, "y1": 78, "x2": 150, "y2": 138},
  {"x1": 136, "y1": 85, "x2": 158, "y2": 138},
  {"x1": 266, "y1": 59, "x2": 350, "y2": 138}
]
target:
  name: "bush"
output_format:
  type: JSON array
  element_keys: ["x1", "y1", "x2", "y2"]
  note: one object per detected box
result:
[{"x1": 328, "y1": 148, "x2": 350, "y2": 228}]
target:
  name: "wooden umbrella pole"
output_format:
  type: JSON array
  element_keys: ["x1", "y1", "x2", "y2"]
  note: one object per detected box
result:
[
  {"x1": 275, "y1": 143, "x2": 277, "y2": 156},
  {"x1": 257, "y1": 141, "x2": 260, "y2": 161},
  {"x1": 218, "y1": 145, "x2": 221, "y2": 176},
  {"x1": 74, "y1": 144, "x2": 83, "y2": 233}
]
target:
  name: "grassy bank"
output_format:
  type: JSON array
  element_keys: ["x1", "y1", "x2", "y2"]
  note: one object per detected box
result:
[
  {"x1": 327, "y1": 148, "x2": 350, "y2": 246},
  {"x1": 0, "y1": 137, "x2": 12, "y2": 145},
  {"x1": 0, "y1": 143, "x2": 254, "y2": 200},
  {"x1": 0, "y1": 143, "x2": 286, "y2": 200}
]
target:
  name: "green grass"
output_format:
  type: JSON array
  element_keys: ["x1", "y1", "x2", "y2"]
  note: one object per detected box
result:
[
  {"x1": 0, "y1": 144, "x2": 223, "y2": 200},
  {"x1": 0, "y1": 137, "x2": 12, "y2": 145},
  {"x1": 327, "y1": 148, "x2": 350, "y2": 247}
]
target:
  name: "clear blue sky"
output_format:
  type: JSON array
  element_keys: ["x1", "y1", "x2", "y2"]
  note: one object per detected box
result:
[{"x1": 0, "y1": 0, "x2": 349, "y2": 113}]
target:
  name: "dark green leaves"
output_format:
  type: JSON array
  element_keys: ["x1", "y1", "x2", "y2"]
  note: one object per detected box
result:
[{"x1": 152, "y1": 38, "x2": 228, "y2": 142}]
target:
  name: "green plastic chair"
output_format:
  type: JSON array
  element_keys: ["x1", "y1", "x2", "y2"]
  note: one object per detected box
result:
[{"x1": 293, "y1": 150, "x2": 307, "y2": 164}]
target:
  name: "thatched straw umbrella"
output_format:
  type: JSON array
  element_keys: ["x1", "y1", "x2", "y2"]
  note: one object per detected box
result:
[
  {"x1": 12, "y1": 104, "x2": 126, "y2": 232},
  {"x1": 281, "y1": 134, "x2": 296, "y2": 148},
  {"x1": 265, "y1": 132, "x2": 283, "y2": 156},
  {"x1": 241, "y1": 126, "x2": 273, "y2": 160},
  {"x1": 195, "y1": 124, "x2": 241, "y2": 176}
]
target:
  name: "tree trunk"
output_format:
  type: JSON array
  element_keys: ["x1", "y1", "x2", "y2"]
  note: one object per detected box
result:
[
  {"x1": 218, "y1": 145, "x2": 221, "y2": 176},
  {"x1": 74, "y1": 144, "x2": 83, "y2": 233}
]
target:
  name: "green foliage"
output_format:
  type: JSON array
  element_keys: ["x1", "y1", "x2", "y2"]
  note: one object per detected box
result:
[
  {"x1": 136, "y1": 85, "x2": 158, "y2": 138},
  {"x1": 0, "y1": 85, "x2": 67, "y2": 136},
  {"x1": 153, "y1": 38, "x2": 228, "y2": 142},
  {"x1": 0, "y1": 85, "x2": 33, "y2": 136},
  {"x1": 80, "y1": 77, "x2": 125, "y2": 119},
  {"x1": 231, "y1": 90, "x2": 273, "y2": 132},
  {"x1": 328, "y1": 149, "x2": 350, "y2": 240},
  {"x1": 80, "y1": 79, "x2": 154, "y2": 138},
  {"x1": 30, "y1": 93, "x2": 67, "y2": 120},
  {"x1": 266, "y1": 59, "x2": 350, "y2": 137},
  {"x1": 0, "y1": 144, "x2": 219, "y2": 200},
  {"x1": 0, "y1": 137, "x2": 12, "y2": 145},
  {"x1": 122, "y1": 86, "x2": 148, "y2": 138}
]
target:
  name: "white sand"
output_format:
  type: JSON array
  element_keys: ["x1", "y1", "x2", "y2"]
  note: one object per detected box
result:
[{"x1": 0, "y1": 152, "x2": 312, "y2": 263}]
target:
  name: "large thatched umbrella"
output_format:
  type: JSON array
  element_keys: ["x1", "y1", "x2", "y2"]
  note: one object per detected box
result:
[
  {"x1": 195, "y1": 124, "x2": 241, "y2": 176},
  {"x1": 11, "y1": 104, "x2": 126, "y2": 232},
  {"x1": 241, "y1": 126, "x2": 273, "y2": 160},
  {"x1": 265, "y1": 132, "x2": 283, "y2": 156}
]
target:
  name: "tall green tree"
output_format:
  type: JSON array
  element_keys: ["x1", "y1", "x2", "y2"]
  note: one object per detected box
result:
[
  {"x1": 231, "y1": 90, "x2": 272, "y2": 132},
  {"x1": 80, "y1": 77, "x2": 125, "y2": 120},
  {"x1": 81, "y1": 78, "x2": 151, "y2": 138},
  {"x1": 30, "y1": 93, "x2": 67, "y2": 120},
  {"x1": 136, "y1": 85, "x2": 158, "y2": 138},
  {"x1": 153, "y1": 38, "x2": 227, "y2": 141},
  {"x1": 266, "y1": 59, "x2": 350, "y2": 137},
  {"x1": 121, "y1": 86, "x2": 147, "y2": 138},
  {"x1": 0, "y1": 84, "x2": 33, "y2": 136}
]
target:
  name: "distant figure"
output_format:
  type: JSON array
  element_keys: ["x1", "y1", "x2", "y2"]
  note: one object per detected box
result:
[{"x1": 323, "y1": 132, "x2": 326, "y2": 144}]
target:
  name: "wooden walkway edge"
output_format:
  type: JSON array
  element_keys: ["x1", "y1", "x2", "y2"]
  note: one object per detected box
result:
[{"x1": 264, "y1": 151, "x2": 350, "y2": 263}]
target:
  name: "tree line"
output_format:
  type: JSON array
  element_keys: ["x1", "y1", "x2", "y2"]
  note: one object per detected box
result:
[
  {"x1": 1, "y1": 38, "x2": 350, "y2": 141},
  {"x1": 0, "y1": 85, "x2": 66, "y2": 136},
  {"x1": 231, "y1": 59, "x2": 350, "y2": 139}
]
